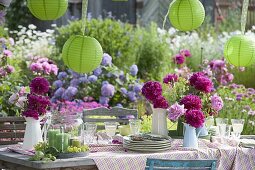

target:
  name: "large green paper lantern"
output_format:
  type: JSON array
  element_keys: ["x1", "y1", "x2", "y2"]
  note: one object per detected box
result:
[
  {"x1": 27, "y1": 0, "x2": 68, "y2": 20},
  {"x1": 224, "y1": 35, "x2": 255, "y2": 67},
  {"x1": 62, "y1": 35, "x2": 103, "y2": 73},
  {"x1": 169, "y1": 0, "x2": 205, "y2": 31}
]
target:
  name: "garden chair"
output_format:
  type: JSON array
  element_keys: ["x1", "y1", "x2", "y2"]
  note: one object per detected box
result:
[
  {"x1": 83, "y1": 107, "x2": 138, "y2": 130},
  {"x1": 0, "y1": 117, "x2": 26, "y2": 145},
  {"x1": 145, "y1": 158, "x2": 217, "y2": 170}
]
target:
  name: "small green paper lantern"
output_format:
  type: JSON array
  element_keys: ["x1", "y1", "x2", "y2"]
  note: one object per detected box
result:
[
  {"x1": 27, "y1": 0, "x2": 68, "y2": 20},
  {"x1": 224, "y1": 35, "x2": 255, "y2": 67},
  {"x1": 62, "y1": 35, "x2": 103, "y2": 73},
  {"x1": 169, "y1": 0, "x2": 205, "y2": 31}
]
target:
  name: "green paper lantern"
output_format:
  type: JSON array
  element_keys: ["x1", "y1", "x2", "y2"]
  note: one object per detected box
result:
[
  {"x1": 62, "y1": 35, "x2": 103, "y2": 73},
  {"x1": 169, "y1": 0, "x2": 205, "y2": 31},
  {"x1": 224, "y1": 35, "x2": 255, "y2": 67},
  {"x1": 27, "y1": 0, "x2": 68, "y2": 20}
]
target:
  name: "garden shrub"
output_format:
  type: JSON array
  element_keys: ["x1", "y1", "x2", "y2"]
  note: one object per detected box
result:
[{"x1": 55, "y1": 19, "x2": 140, "y2": 69}]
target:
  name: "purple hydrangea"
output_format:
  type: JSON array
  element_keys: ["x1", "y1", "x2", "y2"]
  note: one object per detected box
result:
[
  {"x1": 62, "y1": 87, "x2": 78, "y2": 100},
  {"x1": 53, "y1": 80, "x2": 63, "y2": 88},
  {"x1": 173, "y1": 54, "x2": 185, "y2": 65},
  {"x1": 119, "y1": 71, "x2": 126, "y2": 81},
  {"x1": 88, "y1": 75, "x2": 98, "y2": 83},
  {"x1": 130, "y1": 65, "x2": 138, "y2": 76},
  {"x1": 116, "y1": 103, "x2": 123, "y2": 108},
  {"x1": 93, "y1": 67, "x2": 102, "y2": 76},
  {"x1": 79, "y1": 75, "x2": 89, "y2": 83},
  {"x1": 99, "y1": 96, "x2": 109, "y2": 105},
  {"x1": 70, "y1": 78, "x2": 80, "y2": 87},
  {"x1": 29, "y1": 77, "x2": 50, "y2": 95},
  {"x1": 101, "y1": 83, "x2": 115, "y2": 97},
  {"x1": 54, "y1": 88, "x2": 65, "y2": 98},
  {"x1": 102, "y1": 81, "x2": 109, "y2": 85},
  {"x1": 127, "y1": 91, "x2": 137, "y2": 102},
  {"x1": 120, "y1": 87, "x2": 128, "y2": 95},
  {"x1": 163, "y1": 73, "x2": 178, "y2": 84},
  {"x1": 210, "y1": 94, "x2": 224, "y2": 112},
  {"x1": 167, "y1": 102, "x2": 186, "y2": 121},
  {"x1": 142, "y1": 81, "x2": 162, "y2": 102},
  {"x1": 180, "y1": 94, "x2": 202, "y2": 110},
  {"x1": 153, "y1": 96, "x2": 169, "y2": 109},
  {"x1": 133, "y1": 84, "x2": 142, "y2": 93},
  {"x1": 57, "y1": 72, "x2": 68, "y2": 80},
  {"x1": 101, "y1": 53, "x2": 112, "y2": 66},
  {"x1": 185, "y1": 109, "x2": 205, "y2": 128}
]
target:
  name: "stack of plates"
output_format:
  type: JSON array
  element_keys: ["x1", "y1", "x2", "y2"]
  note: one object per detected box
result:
[{"x1": 123, "y1": 135, "x2": 172, "y2": 152}]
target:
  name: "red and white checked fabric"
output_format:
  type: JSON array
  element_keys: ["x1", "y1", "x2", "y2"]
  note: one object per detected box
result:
[{"x1": 87, "y1": 139, "x2": 255, "y2": 170}]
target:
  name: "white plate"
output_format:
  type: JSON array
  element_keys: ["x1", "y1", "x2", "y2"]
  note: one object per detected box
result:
[
  {"x1": 124, "y1": 146, "x2": 171, "y2": 152},
  {"x1": 123, "y1": 136, "x2": 171, "y2": 144},
  {"x1": 123, "y1": 141, "x2": 171, "y2": 147}
]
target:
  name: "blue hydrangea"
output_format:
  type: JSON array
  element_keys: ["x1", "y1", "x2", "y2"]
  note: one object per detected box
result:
[
  {"x1": 93, "y1": 67, "x2": 102, "y2": 76},
  {"x1": 53, "y1": 80, "x2": 63, "y2": 88},
  {"x1": 120, "y1": 87, "x2": 128, "y2": 95},
  {"x1": 99, "y1": 96, "x2": 109, "y2": 105},
  {"x1": 102, "y1": 81, "x2": 109, "y2": 85},
  {"x1": 57, "y1": 72, "x2": 68, "y2": 80},
  {"x1": 70, "y1": 78, "x2": 80, "y2": 87},
  {"x1": 101, "y1": 83, "x2": 115, "y2": 97},
  {"x1": 130, "y1": 64, "x2": 138, "y2": 76},
  {"x1": 127, "y1": 91, "x2": 137, "y2": 102},
  {"x1": 54, "y1": 88, "x2": 65, "y2": 98},
  {"x1": 119, "y1": 71, "x2": 125, "y2": 81},
  {"x1": 62, "y1": 86, "x2": 78, "y2": 100},
  {"x1": 101, "y1": 53, "x2": 112, "y2": 66},
  {"x1": 106, "y1": 72, "x2": 112, "y2": 78},
  {"x1": 133, "y1": 84, "x2": 142, "y2": 93},
  {"x1": 88, "y1": 75, "x2": 98, "y2": 83},
  {"x1": 116, "y1": 103, "x2": 123, "y2": 108}
]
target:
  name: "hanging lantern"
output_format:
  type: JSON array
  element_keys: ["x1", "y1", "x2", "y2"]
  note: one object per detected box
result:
[
  {"x1": 224, "y1": 35, "x2": 255, "y2": 67},
  {"x1": 62, "y1": 35, "x2": 103, "y2": 73},
  {"x1": 168, "y1": 0, "x2": 205, "y2": 31},
  {"x1": 27, "y1": 0, "x2": 68, "y2": 20}
]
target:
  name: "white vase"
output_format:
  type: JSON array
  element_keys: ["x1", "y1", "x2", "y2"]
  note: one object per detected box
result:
[
  {"x1": 151, "y1": 107, "x2": 168, "y2": 136},
  {"x1": 22, "y1": 117, "x2": 43, "y2": 150},
  {"x1": 183, "y1": 123, "x2": 199, "y2": 148}
]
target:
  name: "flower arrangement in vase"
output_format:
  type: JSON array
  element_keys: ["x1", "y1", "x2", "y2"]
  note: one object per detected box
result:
[{"x1": 9, "y1": 77, "x2": 51, "y2": 150}]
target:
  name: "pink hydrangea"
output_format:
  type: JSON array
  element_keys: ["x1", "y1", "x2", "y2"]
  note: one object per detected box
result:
[
  {"x1": 167, "y1": 102, "x2": 186, "y2": 121},
  {"x1": 185, "y1": 109, "x2": 205, "y2": 128},
  {"x1": 210, "y1": 94, "x2": 224, "y2": 111}
]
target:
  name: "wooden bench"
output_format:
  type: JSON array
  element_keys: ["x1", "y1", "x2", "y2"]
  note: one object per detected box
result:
[
  {"x1": 0, "y1": 117, "x2": 26, "y2": 145},
  {"x1": 83, "y1": 107, "x2": 138, "y2": 130}
]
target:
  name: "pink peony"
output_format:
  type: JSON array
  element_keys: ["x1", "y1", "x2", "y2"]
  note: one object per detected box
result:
[
  {"x1": 163, "y1": 73, "x2": 178, "y2": 84},
  {"x1": 173, "y1": 54, "x2": 185, "y2": 65},
  {"x1": 153, "y1": 96, "x2": 169, "y2": 109},
  {"x1": 167, "y1": 102, "x2": 186, "y2": 121},
  {"x1": 180, "y1": 49, "x2": 191, "y2": 57},
  {"x1": 185, "y1": 109, "x2": 205, "y2": 128},
  {"x1": 189, "y1": 72, "x2": 205, "y2": 86},
  {"x1": 3, "y1": 50, "x2": 12, "y2": 57},
  {"x1": 142, "y1": 81, "x2": 162, "y2": 102},
  {"x1": 193, "y1": 76, "x2": 213, "y2": 93},
  {"x1": 29, "y1": 77, "x2": 50, "y2": 95},
  {"x1": 210, "y1": 94, "x2": 224, "y2": 111},
  {"x1": 180, "y1": 94, "x2": 202, "y2": 110}
]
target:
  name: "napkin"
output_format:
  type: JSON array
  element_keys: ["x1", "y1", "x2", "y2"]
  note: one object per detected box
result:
[{"x1": 240, "y1": 139, "x2": 255, "y2": 148}]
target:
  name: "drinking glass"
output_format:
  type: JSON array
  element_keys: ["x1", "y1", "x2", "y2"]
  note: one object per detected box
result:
[
  {"x1": 129, "y1": 119, "x2": 141, "y2": 135},
  {"x1": 231, "y1": 119, "x2": 245, "y2": 139},
  {"x1": 83, "y1": 129, "x2": 95, "y2": 144},
  {"x1": 215, "y1": 118, "x2": 228, "y2": 126},
  {"x1": 85, "y1": 122, "x2": 97, "y2": 134},
  {"x1": 104, "y1": 122, "x2": 118, "y2": 137},
  {"x1": 205, "y1": 116, "x2": 214, "y2": 130}
]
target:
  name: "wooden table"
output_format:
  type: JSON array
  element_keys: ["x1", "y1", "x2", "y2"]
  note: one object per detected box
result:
[{"x1": 0, "y1": 146, "x2": 98, "y2": 170}]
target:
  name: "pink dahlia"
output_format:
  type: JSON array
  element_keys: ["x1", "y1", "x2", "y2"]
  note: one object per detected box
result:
[
  {"x1": 180, "y1": 49, "x2": 191, "y2": 57},
  {"x1": 210, "y1": 94, "x2": 224, "y2": 111},
  {"x1": 173, "y1": 54, "x2": 185, "y2": 65},
  {"x1": 30, "y1": 77, "x2": 50, "y2": 95},
  {"x1": 153, "y1": 96, "x2": 169, "y2": 109},
  {"x1": 163, "y1": 73, "x2": 178, "y2": 84},
  {"x1": 142, "y1": 81, "x2": 162, "y2": 102},
  {"x1": 180, "y1": 94, "x2": 202, "y2": 110},
  {"x1": 189, "y1": 72, "x2": 205, "y2": 86},
  {"x1": 185, "y1": 109, "x2": 205, "y2": 128},
  {"x1": 194, "y1": 76, "x2": 213, "y2": 93},
  {"x1": 167, "y1": 102, "x2": 186, "y2": 121}
]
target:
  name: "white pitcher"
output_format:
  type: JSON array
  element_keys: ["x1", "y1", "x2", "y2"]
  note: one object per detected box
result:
[
  {"x1": 151, "y1": 107, "x2": 168, "y2": 136},
  {"x1": 183, "y1": 123, "x2": 201, "y2": 148},
  {"x1": 22, "y1": 117, "x2": 43, "y2": 150}
]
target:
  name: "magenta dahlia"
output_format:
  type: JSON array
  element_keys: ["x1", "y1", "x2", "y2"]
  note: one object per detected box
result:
[
  {"x1": 153, "y1": 96, "x2": 169, "y2": 109},
  {"x1": 163, "y1": 73, "x2": 178, "y2": 84},
  {"x1": 180, "y1": 94, "x2": 202, "y2": 110},
  {"x1": 189, "y1": 72, "x2": 205, "y2": 86},
  {"x1": 141, "y1": 81, "x2": 162, "y2": 102},
  {"x1": 30, "y1": 77, "x2": 50, "y2": 95},
  {"x1": 173, "y1": 54, "x2": 185, "y2": 65},
  {"x1": 185, "y1": 109, "x2": 205, "y2": 128},
  {"x1": 194, "y1": 76, "x2": 213, "y2": 93}
]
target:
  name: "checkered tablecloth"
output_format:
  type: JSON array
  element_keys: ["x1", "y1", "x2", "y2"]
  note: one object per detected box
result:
[{"x1": 87, "y1": 139, "x2": 255, "y2": 170}]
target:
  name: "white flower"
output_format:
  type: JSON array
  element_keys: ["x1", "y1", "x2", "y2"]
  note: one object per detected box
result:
[{"x1": 28, "y1": 24, "x2": 37, "y2": 30}]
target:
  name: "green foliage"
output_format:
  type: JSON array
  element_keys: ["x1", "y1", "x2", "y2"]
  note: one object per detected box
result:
[
  {"x1": 136, "y1": 24, "x2": 173, "y2": 81},
  {"x1": 6, "y1": 0, "x2": 32, "y2": 31},
  {"x1": 55, "y1": 19, "x2": 139, "y2": 69}
]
